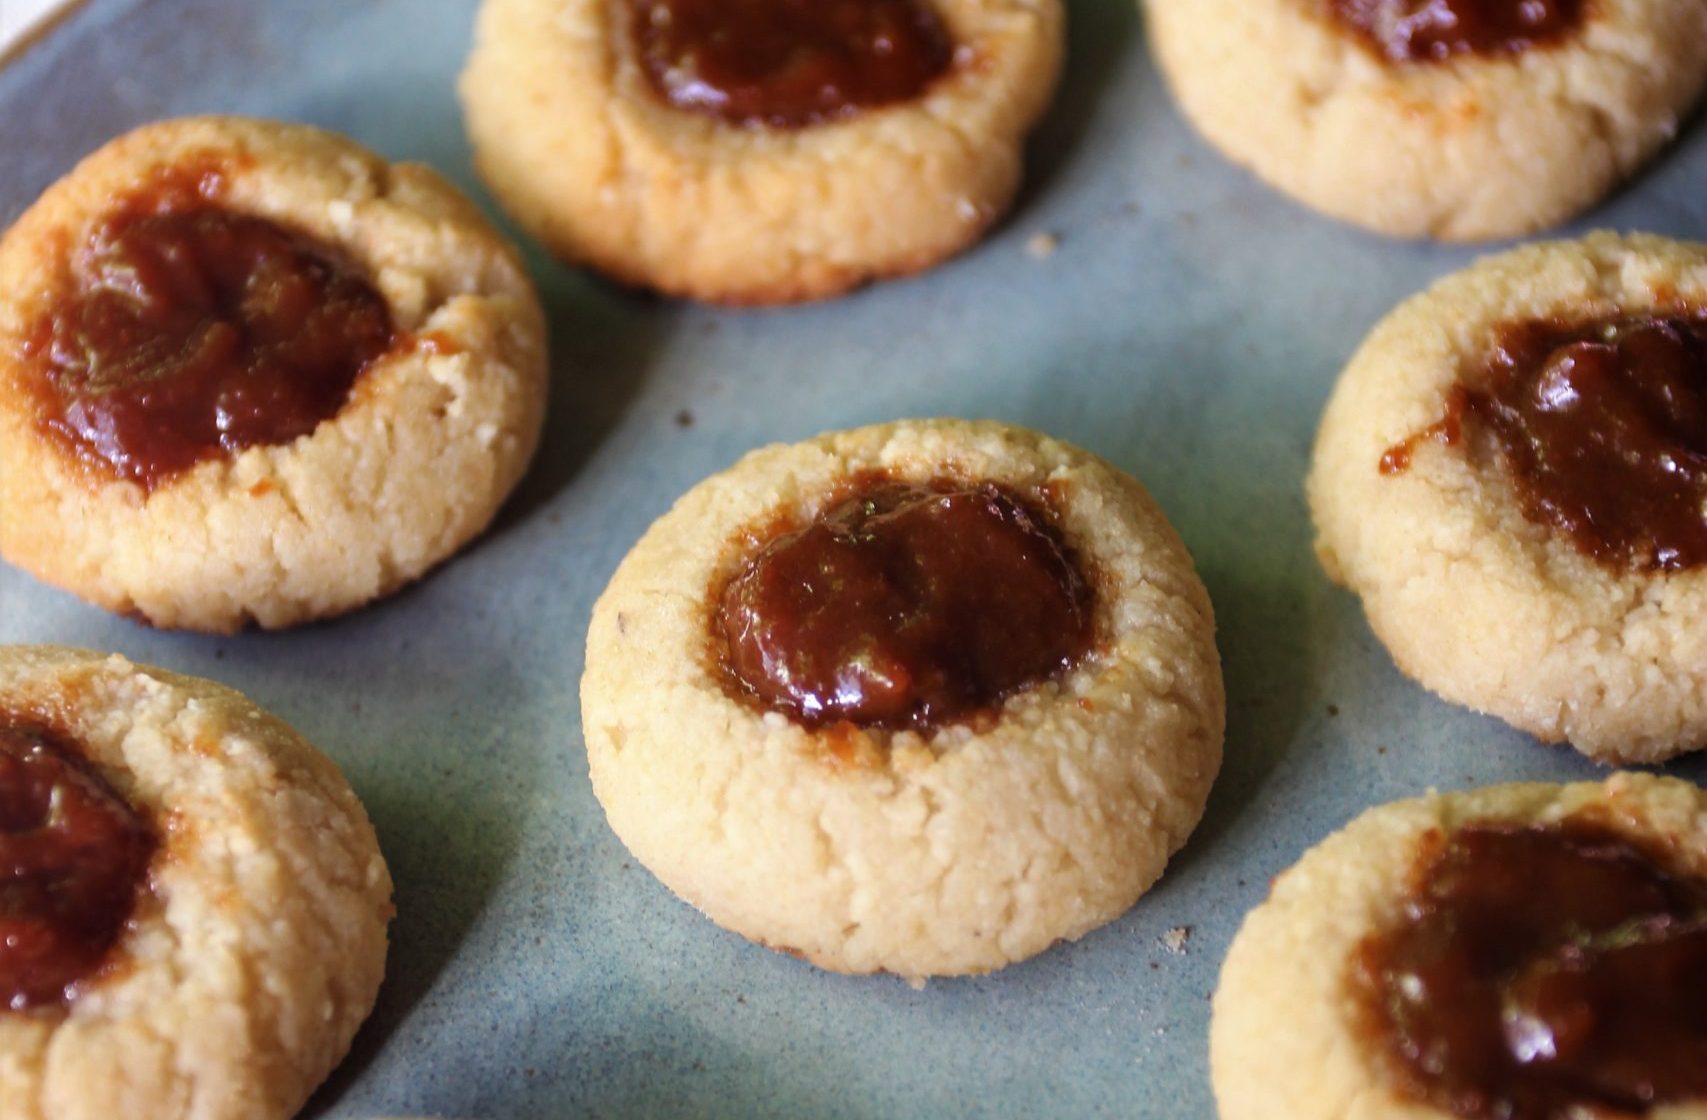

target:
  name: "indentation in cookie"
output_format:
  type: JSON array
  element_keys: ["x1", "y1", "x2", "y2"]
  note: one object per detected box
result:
[
  {"x1": 1353, "y1": 816, "x2": 1707, "y2": 1118},
  {"x1": 1382, "y1": 310, "x2": 1707, "y2": 572},
  {"x1": 629, "y1": 0, "x2": 955, "y2": 128},
  {"x1": 1328, "y1": 0, "x2": 1589, "y2": 63},
  {"x1": 0, "y1": 714, "x2": 153, "y2": 1012},
  {"x1": 19, "y1": 158, "x2": 397, "y2": 490},
  {"x1": 714, "y1": 474, "x2": 1095, "y2": 733}
]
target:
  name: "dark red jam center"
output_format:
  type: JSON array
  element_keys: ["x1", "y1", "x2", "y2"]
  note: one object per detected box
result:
[
  {"x1": 630, "y1": 0, "x2": 954, "y2": 128},
  {"x1": 1381, "y1": 312, "x2": 1707, "y2": 572},
  {"x1": 717, "y1": 478, "x2": 1095, "y2": 733},
  {"x1": 1357, "y1": 819, "x2": 1707, "y2": 1119},
  {"x1": 1, "y1": 719, "x2": 153, "y2": 1012},
  {"x1": 1330, "y1": 0, "x2": 1587, "y2": 63},
  {"x1": 21, "y1": 165, "x2": 395, "y2": 490}
]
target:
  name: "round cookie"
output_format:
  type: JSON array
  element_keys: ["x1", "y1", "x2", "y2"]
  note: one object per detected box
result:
[
  {"x1": 459, "y1": 0, "x2": 1063, "y2": 304},
  {"x1": 0, "y1": 644, "x2": 393, "y2": 1120},
  {"x1": 580, "y1": 419, "x2": 1224, "y2": 980},
  {"x1": 1211, "y1": 773, "x2": 1707, "y2": 1120},
  {"x1": 0, "y1": 116, "x2": 548, "y2": 632},
  {"x1": 1144, "y1": 0, "x2": 1707, "y2": 240},
  {"x1": 1309, "y1": 233, "x2": 1707, "y2": 762}
]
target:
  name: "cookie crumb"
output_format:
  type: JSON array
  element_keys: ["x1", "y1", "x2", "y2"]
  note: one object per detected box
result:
[
  {"x1": 1326, "y1": 704, "x2": 1340, "y2": 717},
  {"x1": 1026, "y1": 231, "x2": 1060, "y2": 260},
  {"x1": 1160, "y1": 926, "x2": 1192, "y2": 954},
  {"x1": 675, "y1": 409, "x2": 695, "y2": 429}
]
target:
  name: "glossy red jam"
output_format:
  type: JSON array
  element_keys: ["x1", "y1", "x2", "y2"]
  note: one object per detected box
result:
[
  {"x1": 1, "y1": 719, "x2": 153, "y2": 1011},
  {"x1": 21, "y1": 165, "x2": 394, "y2": 490},
  {"x1": 630, "y1": 0, "x2": 954, "y2": 128},
  {"x1": 1382, "y1": 312, "x2": 1707, "y2": 572},
  {"x1": 718, "y1": 478, "x2": 1095, "y2": 733},
  {"x1": 1357, "y1": 819, "x2": 1707, "y2": 1119},
  {"x1": 1330, "y1": 0, "x2": 1587, "y2": 63}
]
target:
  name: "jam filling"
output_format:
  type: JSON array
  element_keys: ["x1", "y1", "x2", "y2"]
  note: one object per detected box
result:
[
  {"x1": 1330, "y1": 0, "x2": 1587, "y2": 63},
  {"x1": 630, "y1": 0, "x2": 954, "y2": 128},
  {"x1": 717, "y1": 478, "x2": 1095, "y2": 733},
  {"x1": 1, "y1": 719, "x2": 153, "y2": 1011},
  {"x1": 20, "y1": 164, "x2": 395, "y2": 490},
  {"x1": 1381, "y1": 311, "x2": 1707, "y2": 572},
  {"x1": 1357, "y1": 819, "x2": 1707, "y2": 1119}
]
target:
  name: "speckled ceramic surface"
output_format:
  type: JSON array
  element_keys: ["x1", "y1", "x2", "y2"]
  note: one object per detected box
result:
[{"x1": 1, "y1": 3, "x2": 1704, "y2": 1117}]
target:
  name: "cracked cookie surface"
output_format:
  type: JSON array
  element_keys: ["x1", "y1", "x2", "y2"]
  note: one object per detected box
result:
[
  {"x1": 0, "y1": 645, "x2": 392, "y2": 1120},
  {"x1": 0, "y1": 117, "x2": 548, "y2": 631},
  {"x1": 1308, "y1": 233, "x2": 1707, "y2": 761},
  {"x1": 1144, "y1": 0, "x2": 1707, "y2": 240},
  {"x1": 580, "y1": 420, "x2": 1224, "y2": 980},
  {"x1": 459, "y1": 0, "x2": 1064, "y2": 304}
]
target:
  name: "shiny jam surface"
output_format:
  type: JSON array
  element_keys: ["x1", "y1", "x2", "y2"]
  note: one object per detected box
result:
[
  {"x1": 1330, "y1": 0, "x2": 1587, "y2": 63},
  {"x1": 1357, "y1": 819, "x2": 1707, "y2": 1119},
  {"x1": 20, "y1": 164, "x2": 395, "y2": 490},
  {"x1": 1, "y1": 719, "x2": 153, "y2": 1011},
  {"x1": 629, "y1": 0, "x2": 954, "y2": 128},
  {"x1": 717, "y1": 478, "x2": 1095, "y2": 733},
  {"x1": 1381, "y1": 312, "x2": 1707, "y2": 572}
]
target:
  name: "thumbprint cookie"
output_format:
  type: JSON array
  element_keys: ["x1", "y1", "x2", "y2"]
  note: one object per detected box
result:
[
  {"x1": 1309, "y1": 233, "x2": 1707, "y2": 761},
  {"x1": 0, "y1": 645, "x2": 392, "y2": 1120},
  {"x1": 460, "y1": 0, "x2": 1064, "y2": 303},
  {"x1": 0, "y1": 116, "x2": 548, "y2": 631},
  {"x1": 1212, "y1": 774, "x2": 1707, "y2": 1120},
  {"x1": 581, "y1": 419, "x2": 1224, "y2": 980},
  {"x1": 1145, "y1": 0, "x2": 1707, "y2": 240}
]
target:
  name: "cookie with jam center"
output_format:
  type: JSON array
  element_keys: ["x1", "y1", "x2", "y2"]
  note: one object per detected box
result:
[
  {"x1": 459, "y1": 0, "x2": 1063, "y2": 304},
  {"x1": 1144, "y1": 0, "x2": 1707, "y2": 240},
  {"x1": 1211, "y1": 773, "x2": 1707, "y2": 1120},
  {"x1": 1309, "y1": 233, "x2": 1707, "y2": 761},
  {"x1": 581, "y1": 420, "x2": 1224, "y2": 980},
  {"x1": 0, "y1": 116, "x2": 548, "y2": 632},
  {"x1": 0, "y1": 644, "x2": 392, "y2": 1120}
]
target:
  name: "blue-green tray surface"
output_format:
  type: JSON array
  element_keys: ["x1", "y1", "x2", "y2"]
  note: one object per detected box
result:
[{"x1": 2, "y1": 3, "x2": 1704, "y2": 1116}]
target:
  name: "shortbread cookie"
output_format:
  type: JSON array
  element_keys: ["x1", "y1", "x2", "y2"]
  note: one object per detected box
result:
[
  {"x1": 581, "y1": 419, "x2": 1224, "y2": 980},
  {"x1": 1145, "y1": 0, "x2": 1707, "y2": 240},
  {"x1": 0, "y1": 116, "x2": 548, "y2": 632},
  {"x1": 460, "y1": 0, "x2": 1064, "y2": 304},
  {"x1": 1212, "y1": 773, "x2": 1707, "y2": 1120},
  {"x1": 1309, "y1": 233, "x2": 1707, "y2": 762},
  {"x1": 0, "y1": 645, "x2": 392, "y2": 1120}
]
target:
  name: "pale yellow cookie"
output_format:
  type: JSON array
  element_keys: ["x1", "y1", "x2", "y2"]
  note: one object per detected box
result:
[
  {"x1": 1144, "y1": 0, "x2": 1707, "y2": 240},
  {"x1": 459, "y1": 0, "x2": 1063, "y2": 304},
  {"x1": 1308, "y1": 233, "x2": 1707, "y2": 762},
  {"x1": 581, "y1": 419, "x2": 1224, "y2": 981},
  {"x1": 0, "y1": 644, "x2": 393, "y2": 1120},
  {"x1": 1211, "y1": 773, "x2": 1707, "y2": 1120},
  {"x1": 0, "y1": 116, "x2": 548, "y2": 632}
]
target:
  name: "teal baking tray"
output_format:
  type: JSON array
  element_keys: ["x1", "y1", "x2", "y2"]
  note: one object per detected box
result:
[{"x1": 2, "y1": 2, "x2": 1704, "y2": 1116}]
